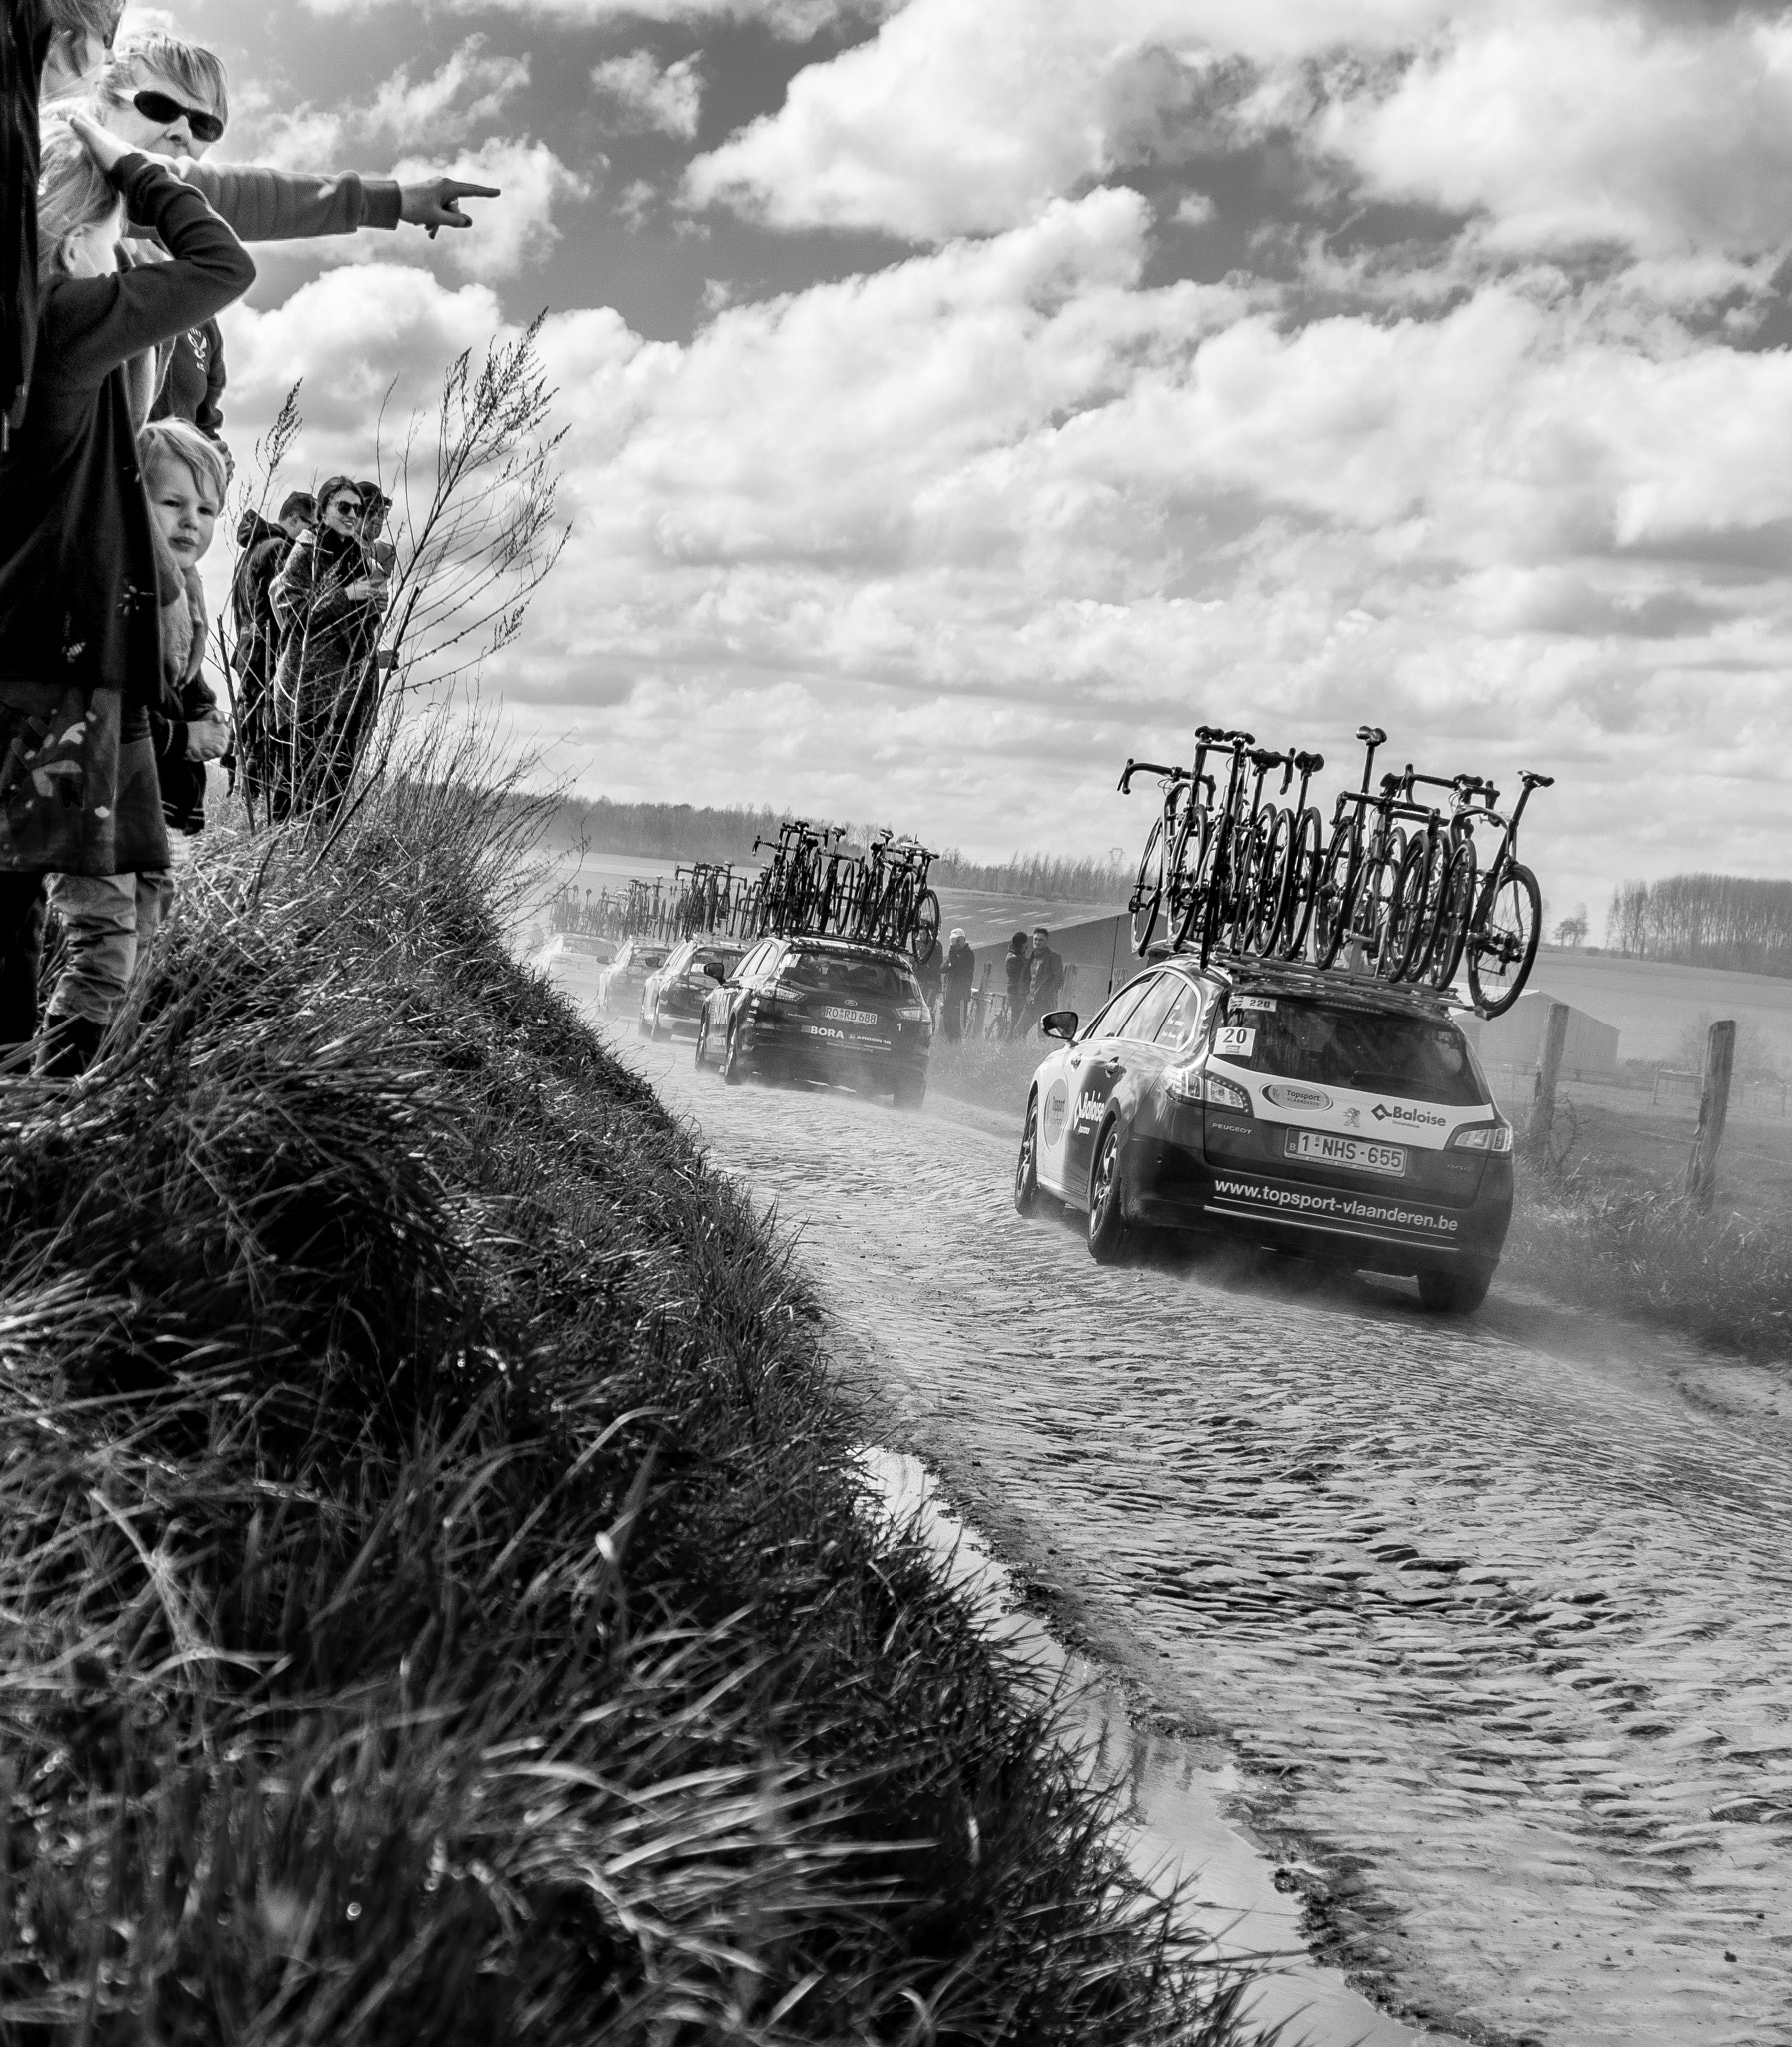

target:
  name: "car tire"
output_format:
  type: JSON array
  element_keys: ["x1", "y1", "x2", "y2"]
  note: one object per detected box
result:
[
  {"x1": 650, "y1": 1006, "x2": 669, "y2": 1042},
  {"x1": 893, "y1": 1071, "x2": 926, "y2": 1111},
  {"x1": 1087, "y1": 1119, "x2": 1131, "y2": 1264},
  {"x1": 722, "y1": 1022, "x2": 746, "y2": 1086},
  {"x1": 695, "y1": 1015, "x2": 711, "y2": 1067},
  {"x1": 1014, "y1": 1090, "x2": 1041, "y2": 1216},
  {"x1": 1418, "y1": 1265, "x2": 1493, "y2": 1314}
]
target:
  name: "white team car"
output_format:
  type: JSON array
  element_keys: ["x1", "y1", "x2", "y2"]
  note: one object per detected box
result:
[{"x1": 1014, "y1": 955, "x2": 1513, "y2": 1311}]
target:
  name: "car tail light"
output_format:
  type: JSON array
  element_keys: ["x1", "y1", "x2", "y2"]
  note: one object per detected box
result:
[
  {"x1": 896, "y1": 1006, "x2": 930, "y2": 1024},
  {"x1": 1448, "y1": 1121, "x2": 1512, "y2": 1152},
  {"x1": 1166, "y1": 1063, "x2": 1252, "y2": 1113}
]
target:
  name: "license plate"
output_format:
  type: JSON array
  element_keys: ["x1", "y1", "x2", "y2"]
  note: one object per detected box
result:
[
  {"x1": 1286, "y1": 1129, "x2": 1407, "y2": 1176},
  {"x1": 822, "y1": 1007, "x2": 880, "y2": 1026}
]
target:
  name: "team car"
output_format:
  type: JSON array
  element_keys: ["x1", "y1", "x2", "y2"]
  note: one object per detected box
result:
[
  {"x1": 694, "y1": 933, "x2": 932, "y2": 1105},
  {"x1": 639, "y1": 936, "x2": 747, "y2": 1038},
  {"x1": 595, "y1": 936, "x2": 672, "y2": 1015},
  {"x1": 1013, "y1": 956, "x2": 1513, "y2": 1311}
]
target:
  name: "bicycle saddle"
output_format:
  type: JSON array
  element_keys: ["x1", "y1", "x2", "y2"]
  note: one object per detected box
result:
[
  {"x1": 1226, "y1": 729, "x2": 1257, "y2": 746},
  {"x1": 1293, "y1": 750, "x2": 1325, "y2": 774},
  {"x1": 1195, "y1": 724, "x2": 1223, "y2": 742},
  {"x1": 1521, "y1": 770, "x2": 1555, "y2": 788},
  {"x1": 1356, "y1": 724, "x2": 1388, "y2": 745}
]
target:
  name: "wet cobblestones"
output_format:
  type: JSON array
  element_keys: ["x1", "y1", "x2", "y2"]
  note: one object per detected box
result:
[{"x1": 606, "y1": 1016, "x2": 1792, "y2": 2047}]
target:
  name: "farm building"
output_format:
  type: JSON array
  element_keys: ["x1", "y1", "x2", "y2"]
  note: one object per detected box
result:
[{"x1": 1460, "y1": 990, "x2": 1620, "y2": 1079}]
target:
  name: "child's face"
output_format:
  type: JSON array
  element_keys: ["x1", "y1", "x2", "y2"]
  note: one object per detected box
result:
[{"x1": 147, "y1": 457, "x2": 219, "y2": 565}]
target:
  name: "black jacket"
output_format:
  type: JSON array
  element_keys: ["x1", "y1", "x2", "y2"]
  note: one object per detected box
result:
[
  {"x1": 0, "y1": 154, "x2": 253, "y2": 711},
  {"x1": 2, "y1": 0, "x2": 50, "y2": 439}
]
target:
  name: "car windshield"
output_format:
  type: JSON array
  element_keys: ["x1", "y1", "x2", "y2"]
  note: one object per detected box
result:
[
  {"x1": 1217, "y1": 997, "x2": 1487, "y2": 1106},
  {"x1": 785, "y1": 952, "x2": 918, "y2": 1001}
]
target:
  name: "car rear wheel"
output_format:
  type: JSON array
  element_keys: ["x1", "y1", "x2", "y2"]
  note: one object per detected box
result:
[
  {"x1": 1014, "y1": 1091, "x2": 1041, "y2": 1216},
  {"x1": 722, "y1": 1021, "x2": 746, "y2": 1085},
  {"x1": 695, "y1": 1015, "x2": 711, "y2": 1067},
  {"x1": 1418, "y1": 1265, "x2": 1493, "y2": 1314},
  {"x1": 1087, "y1": 1120, "x2": 1130, "y2": 1264}
]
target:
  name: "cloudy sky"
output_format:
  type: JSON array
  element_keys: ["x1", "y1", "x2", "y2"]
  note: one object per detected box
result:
[{"x1": 143, "y1": 0, "x2": 1792, "y2": 921}]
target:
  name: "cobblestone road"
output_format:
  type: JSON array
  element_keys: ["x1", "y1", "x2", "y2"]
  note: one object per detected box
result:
[{"x1": 595, "y1": 999, "x2": 1792, "y2": 2047}]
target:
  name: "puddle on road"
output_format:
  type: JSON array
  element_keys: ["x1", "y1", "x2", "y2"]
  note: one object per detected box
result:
[{"x1": 856, "y1": 1446, "x2": 1462, "y2": 2047}]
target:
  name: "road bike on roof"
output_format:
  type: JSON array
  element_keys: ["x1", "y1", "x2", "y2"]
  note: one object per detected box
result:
[
  {"x1": 1458, "y1": 771, "x2": 1552, "y2": 1016},
  {"x1": 1120, "y1": 754, "x2": 1202, "y2": 954}
]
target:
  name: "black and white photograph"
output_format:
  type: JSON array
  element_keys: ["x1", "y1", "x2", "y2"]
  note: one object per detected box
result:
[{"x1": 2, "y1": 0, "x2": 1789, "y2": 2040}]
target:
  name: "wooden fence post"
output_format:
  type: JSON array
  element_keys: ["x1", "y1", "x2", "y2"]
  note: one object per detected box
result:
[
  {"x1": 1527, "y1": 1001, "x2": 1571, "y2": 1161},
  {"x1": 1684, "y1": 1019, "x2": 1736, "y2": 1212}
]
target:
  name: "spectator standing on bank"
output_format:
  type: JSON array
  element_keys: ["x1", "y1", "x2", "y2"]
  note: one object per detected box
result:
[
  {"x1": 268, "y1": 476, "x2": 387, "y2": 814},
  {"x1": 941, "y1": 927, "x2": 975, "y2": 1042},
  {"x1": 229, "y1": 487, "x2": 310, "y2": 809},
  {"x1": 38, "y1": 416, "x2": 230, "y2": 1069},
  {"x1": 4, "y1": 0, "x2": 122, "y2": 442},
  {"x1": 1023, "y1": 925, "x2": 1064, "y2": 1035},
  {"x1": 0, "y1": 110, "x2": 252, "y2": 1070},
  {"x1": 1003, "y1": 931, "x2": 1029, "y2": 1040},
  {"x1": 67, "y1": 30, "x2": 501, "y2": 437}
]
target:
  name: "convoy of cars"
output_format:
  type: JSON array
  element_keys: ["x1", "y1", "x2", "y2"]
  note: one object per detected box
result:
[
  {"x1": 1011, "y1": 956, "x2": 1512, "y2": 1310},
  {"x1": 692, "y1": 932, "x2": 932, "y2": 1106},
  {"x1": 638, "y1": 937, "x2": 747, "y2": 1039},
  {"x1": 569, "y1": 885, "x2": 1512, "y2": 1314}
]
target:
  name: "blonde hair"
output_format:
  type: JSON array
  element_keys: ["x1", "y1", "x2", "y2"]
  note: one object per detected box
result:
[
  {"x1": 97, "y1": 32, "x2": 230, "y2": 129},
  {"x1": 140, "y1": 418, "x2": 231, "y2": 509},
  {"x1": 35, "y1": 112, "x2": 121, "y2": 277}
]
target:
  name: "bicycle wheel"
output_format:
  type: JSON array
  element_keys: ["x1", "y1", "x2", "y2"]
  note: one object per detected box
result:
[
  {"x1": 1129, "y1": 815, "x2": 1164, "y2": 955},
  {"x1": 1277, "y1": 806, "x2": 1325, "y2": 960},
  {"x1": 1467, "y1": 862, "x2": 1541, "y2": 1017},
  {"x1": 1425, "y1": 841, "x2": 1477, "y2": 991},
  {"x1": 1173, "y1": 808, "x2": 1223, "y2": 949},
  {"x1": 1249, "y1": 809, "x2": 1296, "y2": 956},
  {"x1": 1355, "y1": 829, "x2": 1406, "y2": 979},
  {"x1": 1309, "y1": 821, "x2": 1359, "y2": 969},
  {"x1": 911, "y1": 889, "x2": 940, "y2": 964},
  {"x1": 1388, "y1": 835, "x2": 1434, "y2": 983},
  {"x1": 1165, "y1": 806, "x2": 1207, "y2": 952}
]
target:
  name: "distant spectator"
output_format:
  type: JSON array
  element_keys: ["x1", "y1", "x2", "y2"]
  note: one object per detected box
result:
[
  {"x1": 268, "y1": 475, "x2": 385, "y2": 815},
  {"x1": 1023, "y1": 926, "x2": 1064, "y2": 1035},
  {"x1": 1003, "y1": 931, "x2": 1029, "y2": 1040},
  {"x1": 229, "y1": 487, "x2": 310, "y2": 809},
  {"x1": 355, "y1": 481, "x2": 397, "y2": 576},
  {"x1": 941, "y1": 928, "x2": 975, "y2": 1042}
]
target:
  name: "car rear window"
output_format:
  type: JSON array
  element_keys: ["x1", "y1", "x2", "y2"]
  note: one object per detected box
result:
[
  {"x1": 692, "y1": 947, "x2": 741, "y2": 974},
  {"x1": 637, "y1": 948, "x2": 669, "y2": 969},
  {"x1": 786, "y1": 951, "x2": 919, "y2": 1001},
  {"x1": 1216, "y1": 996, "x2": 1487, "y2": 1106}
]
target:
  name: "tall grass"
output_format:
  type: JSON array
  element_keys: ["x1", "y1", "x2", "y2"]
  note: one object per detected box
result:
[
  {"x1": 1503, "y1": 1164, "x2": 1792, "y2": 1361},
  {"x1": 0, "y1": 737, "x2": 1258, "y2": 2044}
]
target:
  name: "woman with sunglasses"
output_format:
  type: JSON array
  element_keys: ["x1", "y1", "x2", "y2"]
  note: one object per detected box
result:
[
  {"x1": 55, "y1": 30, "x2": 500, "y2": 436},
  {"x1": 266, "y1": 480, "x2": 391, "y2": 819}
]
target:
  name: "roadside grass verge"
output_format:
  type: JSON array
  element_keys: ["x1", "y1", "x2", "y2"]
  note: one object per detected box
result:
[
  {"x1": 1503, "y1": 1163, "x2": 1792, "y2": 1362},
  {"x1": 0, "y1": 745, "x2": 1256, "y2": 2045}
]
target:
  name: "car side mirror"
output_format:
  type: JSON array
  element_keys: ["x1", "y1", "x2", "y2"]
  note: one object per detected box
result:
[
  {"x1": 1041, "y1": 1010, "x2": 1078, "y2": 1041},
  {"x1": 704, "y1": 960, "x2": 725, "y2": 981}
]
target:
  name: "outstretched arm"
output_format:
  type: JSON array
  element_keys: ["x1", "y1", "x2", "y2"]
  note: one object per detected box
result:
[{"x1": 152, "y1": 162, "x2": 500, "y2": 243}]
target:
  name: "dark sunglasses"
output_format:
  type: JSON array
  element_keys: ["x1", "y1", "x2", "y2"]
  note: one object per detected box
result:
[{"x1": 131, "y1": 89, "x2": 225, "y2": 145}]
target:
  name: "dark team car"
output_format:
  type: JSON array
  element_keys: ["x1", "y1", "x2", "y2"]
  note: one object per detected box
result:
[
  {"x1": 694, "y1": 933, "x2": 932, "y2": 1105},
  {"x1": 1014, "y1": 956, "x2": 1513, "y2": 1311},
  {"x1": 639, "y1": 936, "x2": 747, "y2": 1038}
]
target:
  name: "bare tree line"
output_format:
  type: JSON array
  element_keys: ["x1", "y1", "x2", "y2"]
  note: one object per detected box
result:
[
  {"x1": 565, "y1": 798, "x2": 1130, "y2": 905},
  {"x1": 1607, "y1": 873, "x2": 1792, "y2": 978}
]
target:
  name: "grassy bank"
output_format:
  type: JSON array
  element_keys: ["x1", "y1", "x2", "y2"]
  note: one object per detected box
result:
[
  {"x1": 0, "y1": 760, "x2": 1252, "y2": 2045},
  {"x1": 927, "y1": 1036, "x2": 1040, "y2": 1126}
]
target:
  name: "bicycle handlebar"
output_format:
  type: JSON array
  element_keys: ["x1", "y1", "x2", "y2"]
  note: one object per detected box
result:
[{"x1": 1118, "y1": 758, "x2": 1186, "y2": 793}]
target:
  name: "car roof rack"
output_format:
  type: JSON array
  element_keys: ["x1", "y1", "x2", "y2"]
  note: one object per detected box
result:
[{"x1": 1145, "y1": 946, "x2": 1467, "y2": 1021}]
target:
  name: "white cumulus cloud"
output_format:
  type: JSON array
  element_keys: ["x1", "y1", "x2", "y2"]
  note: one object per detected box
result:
[{"x1": 591, "y1": 50, "x2": 704, "y2": 139}]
